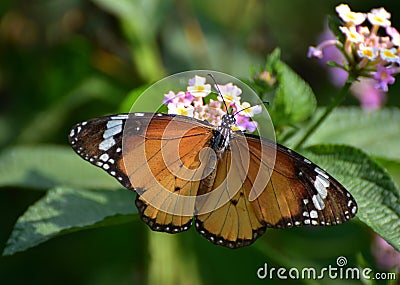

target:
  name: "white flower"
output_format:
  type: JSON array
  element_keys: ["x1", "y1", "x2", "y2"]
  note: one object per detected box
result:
[
  {"x1": 187, "y1": 75, "x2": 211, "y2": 97},
  {"x1": 368, "y1": 7, "x2": 391, "y2": 27},
  {"x1": 357, "y1": 44, "x2": 378, "y2": 60},
  {"x1": 167, "y1": 102, "x2": 194, "y2": 117},
  {"x1": 216, "y1": 83, "x2": 242, "y2": 105},
  {"x1": 336, "y1": 4, "x2": 366, "y2": 25},
  {"x1": 379, "y1": 48, "x2": 400, "y2": 63},
  {"x1": 339, "y1": 26, "x2": 364, "y2": 43},
  {"x1": 238, "y1": 102, "x2": 262, "y2": 117}
]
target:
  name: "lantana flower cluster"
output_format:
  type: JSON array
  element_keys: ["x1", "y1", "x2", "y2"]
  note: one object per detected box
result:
[
  {"x1": 162, "y1": 75, "x2": 262, "y2": 132},
  {"x1": 309, "y1": 4, "x2": 400, "y2": 92}
]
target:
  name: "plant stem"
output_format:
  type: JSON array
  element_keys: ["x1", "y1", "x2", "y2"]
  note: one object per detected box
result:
[{"x1": 294, "y1": 79, "x2": 353, "y2": 149}]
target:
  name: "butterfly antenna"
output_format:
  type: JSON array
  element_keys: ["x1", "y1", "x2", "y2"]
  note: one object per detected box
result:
[
  {"x1": 232, "y1": 101, "x2": 269, "y2": 117},
  {"x1": 207, "y1": 73, "x2": 230, "y2": 114}
]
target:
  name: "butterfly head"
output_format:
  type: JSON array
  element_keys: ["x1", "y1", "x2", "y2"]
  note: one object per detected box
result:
[{"x1": 220, "y1": 114, "x2": 236, "y2": 129}]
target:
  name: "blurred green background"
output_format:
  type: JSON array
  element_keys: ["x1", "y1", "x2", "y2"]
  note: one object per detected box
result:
[{"x1": 1, "y1": 0, "x2": 399, "y2": 284}]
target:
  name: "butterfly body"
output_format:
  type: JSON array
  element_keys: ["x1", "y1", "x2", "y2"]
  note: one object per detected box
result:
[
  {"x1": 211, "y1": 114, "x2": 236, "y2": 157},
  {"x1": 69, "y1": 112, "x2": 357, "y2": 248}
]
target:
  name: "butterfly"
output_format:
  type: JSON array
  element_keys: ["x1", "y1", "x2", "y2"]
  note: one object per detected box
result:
[{"x1": 69, "y1": 109, "x2": 358, "y2": 249}]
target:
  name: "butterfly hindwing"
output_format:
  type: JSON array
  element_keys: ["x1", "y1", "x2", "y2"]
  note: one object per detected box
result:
[{"x1": 194, "y1": 133, "x2": 270, "y2": 248}]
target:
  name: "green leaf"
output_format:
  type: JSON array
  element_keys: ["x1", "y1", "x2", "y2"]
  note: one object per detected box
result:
[
  {"x1": 374, "y1": 157, "x2": 400, "y2": 190},
  {"x1": 264, "y1": 49, "x2": 317, "y2": 128},
  {"x1": 300, "y1": 144, "x2": 400, "y2": 251},
  {"x1": 287, "y1": 107, "x2": 400, "y2": 161},
  {"x1": 3, "y1": 187, "x2": 136, "y2": 255},
  {"x1": 0, "y1": 146, "x2": 119, "y2": 190}
]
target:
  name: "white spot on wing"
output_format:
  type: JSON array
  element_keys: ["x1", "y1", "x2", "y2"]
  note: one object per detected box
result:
[
  {"x1": 310, "y1": 210, "x2": 318, "y2": 219},
  {"x1": 99, "y1": 137, "x2": 115, "y2": 151},
  {"x1": 100, "y1": 153, "x2": 109, "y2": 162},
  {"x1": 135, "y1": 113, "x2": 145, "y2": 117},
  {"x1": 314, "y1": 175, "x2": 329, "y2": 199},
  {"x1": 315, "y1": 167, "x2": 329, "y2": 179},
  {"x1": 107, "y1": 119, "x2": 123, "y2": 128},
  {"x1": 304, "y1": 158, "x2": 312, "y2": 164},
  {"x1": 103, "y1": 125, "x2": 122, "y2": 139},
  {"x1": 312, "y1": 194, "x2": 325, "y2": 210}
]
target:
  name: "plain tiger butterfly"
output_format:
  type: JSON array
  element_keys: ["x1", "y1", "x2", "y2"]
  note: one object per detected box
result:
[{"x1": 68, "y1": 74, "x2": 357, "y2": 249}]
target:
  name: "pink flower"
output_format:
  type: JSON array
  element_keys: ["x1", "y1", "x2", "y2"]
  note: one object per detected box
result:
[
  {"x1": 234, "y1": 115, "x2": 258, "y2": 132},
  {"x1": 163, "y1": 91, "x2": 178, "y2": 104},
  {"x1": 178, "y1": 91, "x2": 194, "y2": 106},
  {"x1": 351, "y1": 78, "x2": 386, "y2": 110},
  {"x1": 372, "y1": 235, "x2": 400, "y2": 271},
  {"x1": 386, "y1": 26, "x2": 400, "y2": 46},
  {"x1": 374, "y1": 65, "x2": 395, "y2": 92}
]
